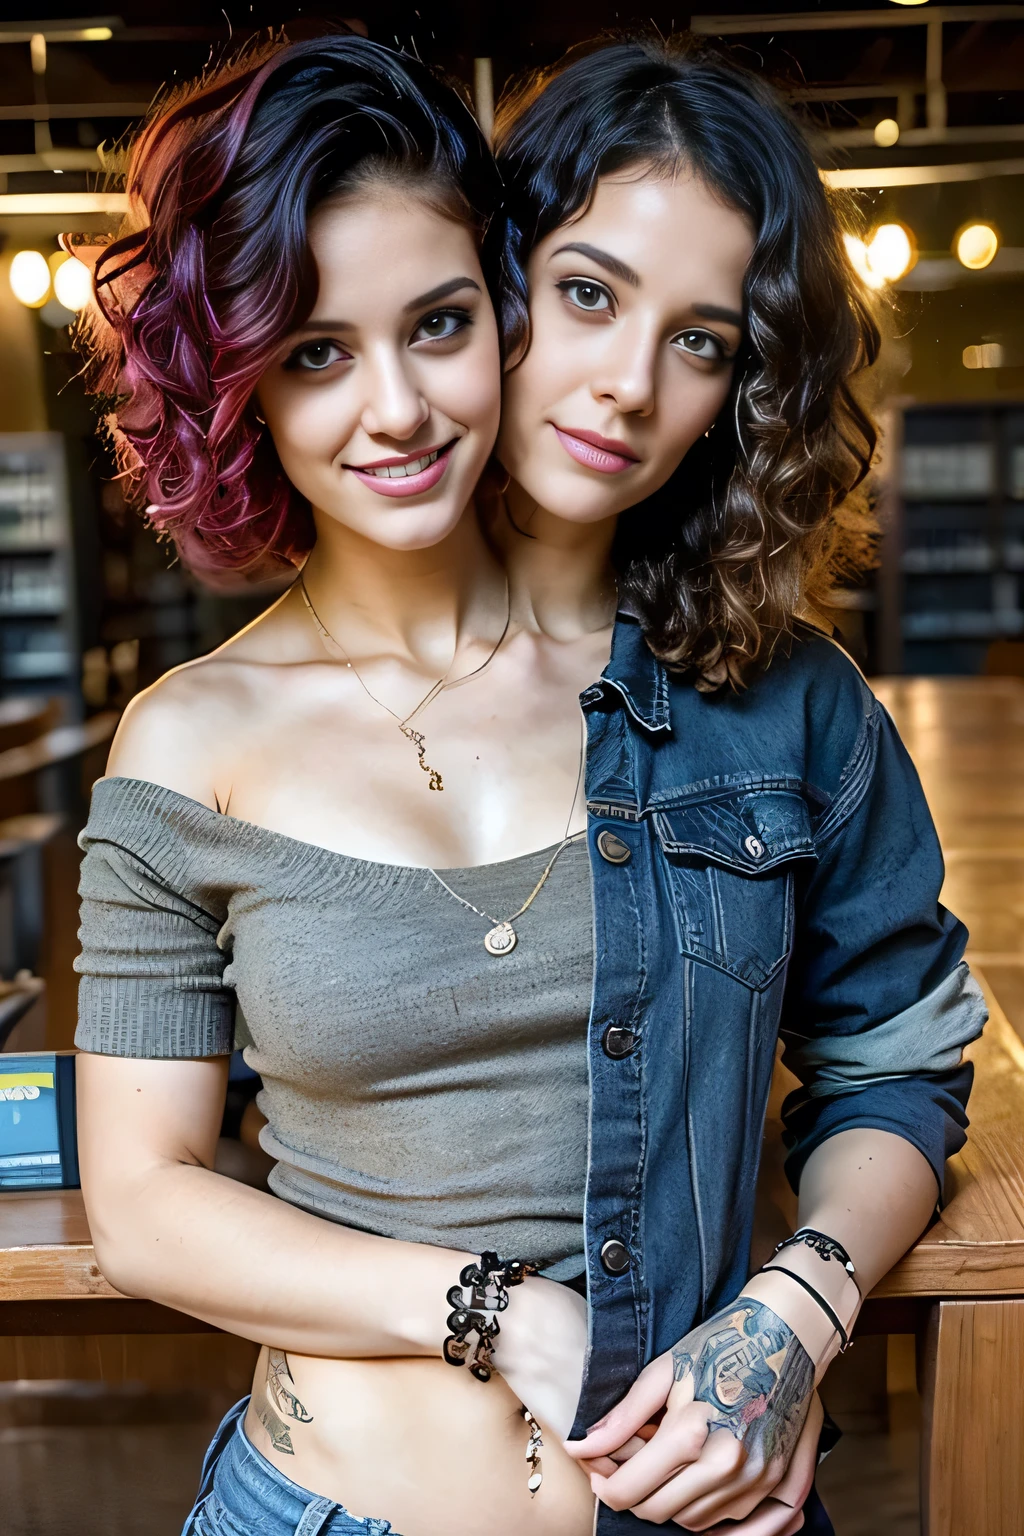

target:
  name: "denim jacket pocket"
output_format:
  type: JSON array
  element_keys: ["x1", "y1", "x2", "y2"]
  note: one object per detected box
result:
[{"x1": 653, "y1": 787, "x2": 816, "y2": 989}]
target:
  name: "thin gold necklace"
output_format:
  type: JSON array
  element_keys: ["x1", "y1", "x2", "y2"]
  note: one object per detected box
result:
[
  {"x1": 299, "y1": 573, "x2": 511, "y2": 793},
  {"x1": 428, "y1": 715, "x2": 587, "y2": 956}
]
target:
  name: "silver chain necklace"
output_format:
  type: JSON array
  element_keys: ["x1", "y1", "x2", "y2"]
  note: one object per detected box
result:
[
  {"x1": 299, "y1": 573, "x2": 511, "y2": 793},
  {"x1": 428, "y1": 717, "x2": 587, "y2": 956}
]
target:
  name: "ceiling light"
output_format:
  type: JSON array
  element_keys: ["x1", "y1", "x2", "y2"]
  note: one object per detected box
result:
[
  {"x1": 9, "y1": 250, "x2": 51, "y2": 307},
  {"x1": 955, "y1": 223, "x2": 999, "y2": 271},
  {"x1": 867, "y1": 222, "x2": 916, "y2": 282},
  {"x1": 963, "y1": 344, "x2": 1004, "y2": 370},
  {"x1": 843, "y1": 233, "x2": 886, "y2": 289},
  {"x1": 80, "y1": 27, "x2": 113, "y2": 41},
  {"x1": 52, "y1": 255, "x2": 92, "y2": 312},
  {"x1": 874, "y1": 118, "x2": 900, "y2": 148},
  {"x1": 886, "y1": 1, "x2": 932, "y2": 6}
]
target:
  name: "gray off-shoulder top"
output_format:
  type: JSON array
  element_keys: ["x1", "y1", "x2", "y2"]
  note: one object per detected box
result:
[{"x1": 75, "y1": 777, "x2": 592, "y2": 1276}]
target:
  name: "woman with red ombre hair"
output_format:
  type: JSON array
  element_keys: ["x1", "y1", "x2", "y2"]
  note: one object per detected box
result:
[{"x1": 73, "y1": 32, "x2": 596, "y2": 1536}]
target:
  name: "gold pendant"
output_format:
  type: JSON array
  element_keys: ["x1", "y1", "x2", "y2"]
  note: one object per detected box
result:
[
  {"x1": 399, "y1": 724, "x2": 444, "y2": 791},
  {"x1": 484, "y1": 922, "x2": 517, "y2": 956}
]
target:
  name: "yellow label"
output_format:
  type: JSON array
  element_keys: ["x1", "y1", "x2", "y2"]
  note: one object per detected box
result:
[{"x1": 0, "y1": 1072, "x2": 53, "y2": 1090}]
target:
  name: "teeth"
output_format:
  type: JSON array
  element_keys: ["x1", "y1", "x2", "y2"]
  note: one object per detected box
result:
[{"x1": 366, "y1": 450, "x2": 440, "y2": 479}]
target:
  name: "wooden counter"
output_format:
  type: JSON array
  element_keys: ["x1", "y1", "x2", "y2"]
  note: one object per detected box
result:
[{"x1": 0, "y1": 678, "x2": 1021, "y2": 1533}]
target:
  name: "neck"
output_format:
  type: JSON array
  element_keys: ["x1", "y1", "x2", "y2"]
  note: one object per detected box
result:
[
  {"x1": 489, "y1": 479, "x2": 619, "y2": 642},
  {"x1": 300, "y1": 501, "x2": 506, "y2": 672}
]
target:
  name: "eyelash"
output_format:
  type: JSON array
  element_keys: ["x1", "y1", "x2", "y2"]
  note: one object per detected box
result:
[
  {"x1": 673, "y1": 330, "x2": 734, "y2": 365},
  {"x1": 556, "y1": 278, "x2": 735, "y2": 366},
  {"x1": 411, "y1": 307, "x2": 474, "y2": 344},
  {"x1": 556, "y1": 277, "x2": 613, "y2": 315},
  {"x1": 284, "y1": 339, "x2": 350, "y2": 372},
  {"x1": 282, "y1": 307, "x2": 473, "y2": 372}
]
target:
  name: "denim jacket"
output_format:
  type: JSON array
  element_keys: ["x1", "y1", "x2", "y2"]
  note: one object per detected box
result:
[{"x1": 575, "y1": 615, "x2": 984, "y2": 1530}]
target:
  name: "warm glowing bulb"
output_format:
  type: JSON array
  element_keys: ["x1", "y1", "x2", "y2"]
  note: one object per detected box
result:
[
  {"x1": 9, "y1": 250, "x2": 51, "y2": 307},
  {"x1": 866, "y1": 222, "x2": 916, "y2": 282},
  {"x1": 956, "y1": 223, "x2": 999, "y2": 271},
  {"x1": 81, "y1": 27, "x2": 114, "y2": 40},
  {"x1": 874, "y1": 118, "x2": 900, "y2": 148},
  {"x1": 844, "y1": 233, "x2": 884, "y2": 289},
  {"x1": 885, "y1": 1, "x2": 931, "y2": 6},
  {"x1": 52, "y1": 255, "x2": 92, "y2": 311}
]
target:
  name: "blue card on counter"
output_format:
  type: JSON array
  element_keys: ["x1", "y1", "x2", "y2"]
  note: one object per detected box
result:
[{"x1": 0, "y1": 1053, "x2": 78, "y2": 1190}]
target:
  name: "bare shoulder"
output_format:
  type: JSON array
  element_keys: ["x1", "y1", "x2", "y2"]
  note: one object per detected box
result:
[{"x1": 106, "y1": 590, "x2": 299, "y2": 807}]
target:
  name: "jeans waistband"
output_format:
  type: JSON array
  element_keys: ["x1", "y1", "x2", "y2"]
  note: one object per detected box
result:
[{"x1": 184, "y1": 1397, "x2": 393, "y2": 1536}]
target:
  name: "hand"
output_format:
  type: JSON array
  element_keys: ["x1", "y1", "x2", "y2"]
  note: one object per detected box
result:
[
  {"x1": 492, "y1": 1276, "x2": 588, "y2": 1440},
  {"x1": 565, "y1": 1292, "x2": 815, "y2": 1528}
]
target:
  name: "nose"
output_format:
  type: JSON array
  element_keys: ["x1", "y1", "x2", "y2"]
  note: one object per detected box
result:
[
  {"x1": 359, "y1": 343, "x2": 430, "y2": 442},
  {"x1": 590, "y1": 324, "x2": 657, "y2": 419}
]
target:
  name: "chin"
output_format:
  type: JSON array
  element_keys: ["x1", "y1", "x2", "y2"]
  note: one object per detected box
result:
[
  {"x1": 362, "y1": 502, "x2": 470, "y2": 551},
  {"x1": 523, "y1": 461, "x2": 634, "y2": 527}
]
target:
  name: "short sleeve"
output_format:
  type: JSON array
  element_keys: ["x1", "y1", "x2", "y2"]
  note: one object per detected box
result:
[{"x1": 75, "y1": 837, "x2": 235, "y2": 1058}]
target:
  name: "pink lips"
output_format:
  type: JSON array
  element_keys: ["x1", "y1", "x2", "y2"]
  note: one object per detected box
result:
[
  {"x1": 347, "y1": 441, "x2": 455, "y2": 498},
  {"x1": 553, "y1": 426, "x2": 639, "y2": 475}
]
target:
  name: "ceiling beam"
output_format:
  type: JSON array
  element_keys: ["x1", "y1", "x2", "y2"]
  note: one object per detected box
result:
[
  {"x1": 691, "y1": 7, "x2": 1024, "y2": 34},
  {"x1": 0, "y1": 103, "x2": 148, "y2": 120}
]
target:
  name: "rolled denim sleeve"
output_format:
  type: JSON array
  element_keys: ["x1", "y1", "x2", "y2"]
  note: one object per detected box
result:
[{"x1": 780, "y1": 695, "x2": 986, "y2": 1192}]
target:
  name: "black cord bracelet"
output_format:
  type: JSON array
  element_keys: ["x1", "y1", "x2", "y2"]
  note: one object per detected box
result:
[
  {"x1": 442, "y1": 1251, "x2": 538, "y2": 1382},
  {"x1": 759, "y1": 1263, "x2": 851, "y2": 1352},
  {"x1": 773, "y1": 1228, "x2": 860, "y2": 1294}
]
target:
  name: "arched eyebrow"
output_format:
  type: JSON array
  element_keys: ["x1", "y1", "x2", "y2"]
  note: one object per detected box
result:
[
  {"x1": 693, "y1": 303, "x2": 744, "y2": 329},
  {"x1": 552, "y1": 242, "x2": 640, "y2": 288},
  {"x1": 294, "y1": 276, "x2": 481, "y2": 332}
]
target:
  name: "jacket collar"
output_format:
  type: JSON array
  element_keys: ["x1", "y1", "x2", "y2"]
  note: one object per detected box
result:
[{"x1": 582, "y1": 610, "x2": 672, "y2": 735}]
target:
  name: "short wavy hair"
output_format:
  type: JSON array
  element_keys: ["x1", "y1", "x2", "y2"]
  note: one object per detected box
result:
[
  {"x1": 77, "y1": 34, "x2": 502, "y2": 580},
  {"x1": 494, "y1": 36, "x2": 880, "y2": 690}
]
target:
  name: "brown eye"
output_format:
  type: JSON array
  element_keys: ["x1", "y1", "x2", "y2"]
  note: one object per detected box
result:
[
  {"x1": 286, "y1": 340, "x2": 348, "y2": 371},
  {"x1": 558, "y1": 279, "x2": 612, "y2": 313},
  {"x1": 413, "y1": 309, "x2": 470, "y2": 343},
  {"x1": 676, "y1": 329, "x2": 728, "y2": 362}
]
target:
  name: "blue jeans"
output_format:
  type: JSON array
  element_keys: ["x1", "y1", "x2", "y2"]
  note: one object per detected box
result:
[
  {"x1": 181, "y1": 1397, "x2": 398, "y2": 1535},
  {"x1": 183, "y1": 1395, "x2": 834, "y2": 1536}
]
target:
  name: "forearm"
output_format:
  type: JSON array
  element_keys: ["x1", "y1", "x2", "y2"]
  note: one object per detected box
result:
[
  {"x1": 746, "y1": 1127, "x2": 937, "y2": 1380},
  {"x1": 87, "y1": 1154, "x2": 474, "y2": 1359},
  {"x1": 795, "y1": 1126, "x2": 937, "y2": 1295}
]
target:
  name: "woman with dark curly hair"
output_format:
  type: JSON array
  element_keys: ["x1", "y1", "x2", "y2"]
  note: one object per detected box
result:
[
  {"x1": 71, "y1": 27, "x2": 982, "y2": 1536},
  {"x1": 478, "y1": 36, "x2": 985, "y2": 1534}
]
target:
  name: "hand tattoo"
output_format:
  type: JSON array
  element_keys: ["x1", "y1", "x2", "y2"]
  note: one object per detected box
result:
[
  {"x1": 253, "y1": 1348, "x2": 313, "y2": 1455},
  {"x1": 671, "y1": 1298, "x2": 813, "y2": 1470}
]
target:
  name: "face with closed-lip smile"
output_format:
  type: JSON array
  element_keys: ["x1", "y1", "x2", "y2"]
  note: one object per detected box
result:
[
  {"x1": 496, "y1": 169, "x2": 754, "y2": 526},
  {"x1": 256, "y1": 185, "x2": 501, "y2": 551}
]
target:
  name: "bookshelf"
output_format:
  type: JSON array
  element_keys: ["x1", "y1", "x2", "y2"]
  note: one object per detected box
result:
[
  {"x1": 881, "y1": 403, "x2": 1024, "y2": 675},
  {"x1": 0, "y1": 435, "x2": 80, "y2": 705}
]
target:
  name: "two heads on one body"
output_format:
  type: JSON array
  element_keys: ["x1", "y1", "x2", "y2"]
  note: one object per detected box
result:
[
  {"x1": 258, "y1": 163, "x2": 752, "y2": 553},
  {"x1": 88, "y1": 34, "x2": 877, "y2": 677}
]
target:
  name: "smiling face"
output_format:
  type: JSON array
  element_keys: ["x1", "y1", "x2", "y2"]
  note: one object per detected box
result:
[
  {"x1": 256, "y1": 185, "x2": 502, "y2": 551},
  {"x1": 496, "y1": 168, "x2": 755, "y2": 525}
]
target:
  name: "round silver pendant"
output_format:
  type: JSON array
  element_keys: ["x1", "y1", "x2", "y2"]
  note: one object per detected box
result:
[{"x1": 484, "y1": 922, "x2": 517, "y2": 956}]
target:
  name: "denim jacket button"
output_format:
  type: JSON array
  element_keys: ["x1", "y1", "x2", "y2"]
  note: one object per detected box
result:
[
  {"x1": 602, "y1": 1024, "x2": 636, "y2": 1059},
  {"x1": 599, "y1": 1238, "x2": 631, "y2": 1275},
  {"x1": 597, "y1": 830, "x2": 632, "y2": 864},
  {"x1": 744, "y1": 834, "x2": 764, "y2": 859}
]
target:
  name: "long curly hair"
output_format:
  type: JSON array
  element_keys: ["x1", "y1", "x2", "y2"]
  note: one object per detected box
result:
[
  {"x1": 494, "y1": 36, "x2": 881, "y2": 690},
  {"x1": 75, "y1": 34, "x2": 502, "y2": 581}
]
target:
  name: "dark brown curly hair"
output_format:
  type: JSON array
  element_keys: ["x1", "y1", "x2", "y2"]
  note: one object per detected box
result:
[{"x1": 494, "y1": 36, "x2": 880, "y2": 690}]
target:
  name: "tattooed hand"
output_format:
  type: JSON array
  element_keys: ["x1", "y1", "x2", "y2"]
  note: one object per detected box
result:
[
  {"x1": 563, "y1": 1292, "x2": 818, "y2": 1531},
  {"x1": 672, "y1": 1298, "x2": 813, "y2": 1473}
]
